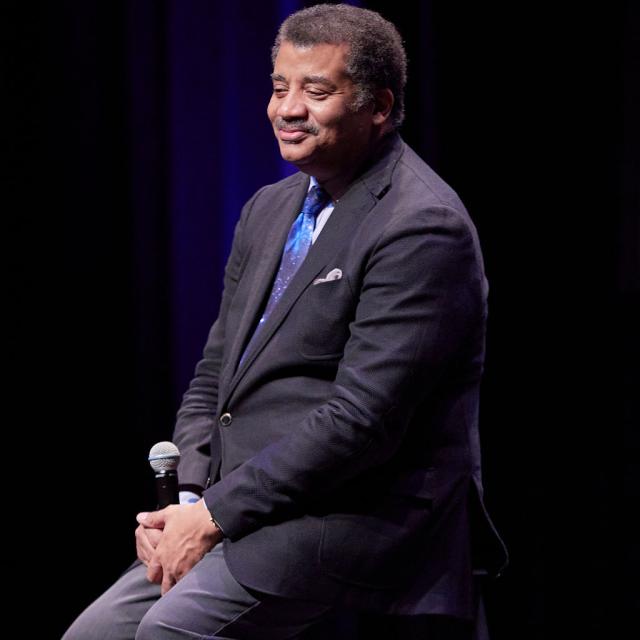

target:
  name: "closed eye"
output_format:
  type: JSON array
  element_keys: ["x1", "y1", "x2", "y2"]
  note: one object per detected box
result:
[{"x1": 306, "y1": 89, "x2": 328, "y2": 99}]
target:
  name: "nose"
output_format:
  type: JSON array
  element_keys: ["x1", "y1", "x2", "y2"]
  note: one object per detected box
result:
[{"x1": 276, "y1": 88, "x2": 307, "y2": 120}]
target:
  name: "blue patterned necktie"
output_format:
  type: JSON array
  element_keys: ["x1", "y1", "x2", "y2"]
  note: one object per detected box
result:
[{"x1": 240, "y1": 184, "x2": 330, "y2": 364}]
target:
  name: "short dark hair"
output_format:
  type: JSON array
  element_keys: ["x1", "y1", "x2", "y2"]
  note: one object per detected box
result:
[{"x1": 272, "y1": 3, "x2": 407, "y2": 128}]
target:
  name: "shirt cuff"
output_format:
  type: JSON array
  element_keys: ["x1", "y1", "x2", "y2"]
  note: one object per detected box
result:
[{"x1": 179, "y1": 490, "x2": 201, "y2": 504}]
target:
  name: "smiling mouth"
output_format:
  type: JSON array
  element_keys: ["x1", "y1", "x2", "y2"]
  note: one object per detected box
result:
[{"x1": 278, "y1": 129, "x2": 309, "y2": 143}]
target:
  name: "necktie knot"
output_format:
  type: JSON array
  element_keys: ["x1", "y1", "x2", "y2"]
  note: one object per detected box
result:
[{"x1": 302, "y1": 185, "x2": 331, "y2": 222}]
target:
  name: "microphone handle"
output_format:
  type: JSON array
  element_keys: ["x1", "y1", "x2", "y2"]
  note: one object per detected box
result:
[{"x1": 155, "y1": 470, "x2": 179, "y2": 508}]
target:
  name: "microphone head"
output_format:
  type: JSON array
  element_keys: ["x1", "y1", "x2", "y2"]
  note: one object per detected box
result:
[{"x1": 148, "y1": 441, "x2": 180, "y2": 473}]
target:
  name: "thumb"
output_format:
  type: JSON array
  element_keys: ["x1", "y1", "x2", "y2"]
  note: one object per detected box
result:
[{"x1": 136, "y1": 508, "x2": 166, "y2": 528}]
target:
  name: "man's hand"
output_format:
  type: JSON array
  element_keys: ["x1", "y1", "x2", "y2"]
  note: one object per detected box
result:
[
  {"x1": 135, "y1": 522, "x2": 164, "y2": 566},
  {"x1": 136, "y1": 500, "x2": 222, "y2": 595}
]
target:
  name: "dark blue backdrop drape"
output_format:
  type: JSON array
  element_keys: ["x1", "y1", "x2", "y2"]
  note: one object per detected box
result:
[
  {"x1": 12, "y1": 1, "x2": 637, "y2": 638},
  {"x1": 129, "y1": 1, "x2": 361, "y2": 414}
]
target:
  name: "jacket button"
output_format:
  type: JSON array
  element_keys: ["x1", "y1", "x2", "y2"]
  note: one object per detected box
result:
[{"x1": 219, "y1": 412, "x2": 232, "y2": 427}]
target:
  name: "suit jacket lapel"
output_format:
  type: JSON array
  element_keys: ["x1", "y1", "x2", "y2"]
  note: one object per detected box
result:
[
  {"x1": 223, "y1": 175, "x2": 309, "y2": 384},
  {"x1": 225, "y1": 182, "x2": 378, "y2": 400}
]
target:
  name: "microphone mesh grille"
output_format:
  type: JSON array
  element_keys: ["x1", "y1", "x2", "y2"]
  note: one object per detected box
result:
[{"x1": 148, "y1": 441, "x2": 180, "y2": 472}]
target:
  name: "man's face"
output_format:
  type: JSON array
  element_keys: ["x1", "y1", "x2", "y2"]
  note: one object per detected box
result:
[{"x1": 268, "y1": 41, "x2": 375, "y2": 179}]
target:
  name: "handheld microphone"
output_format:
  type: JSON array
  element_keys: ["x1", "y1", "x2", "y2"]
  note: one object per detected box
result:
[{"x1": 148, "y1": 441, "x2": 180, "y2": 508}]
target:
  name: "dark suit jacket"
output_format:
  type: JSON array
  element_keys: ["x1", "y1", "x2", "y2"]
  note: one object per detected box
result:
[{"x1": 173, "y1": 133, "x2": 508, "y2": 619}]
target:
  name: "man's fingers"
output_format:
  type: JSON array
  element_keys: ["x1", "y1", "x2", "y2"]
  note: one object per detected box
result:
[
  {"x1": 135, "y1": 525, "x2": 158, "y2": 565},
  {"x1": 146, "y1": 560, "x2": 163, "y2": 585},
  {"x1": 145, "y1": 527, "x2": 163, "y2": 548},
  {"x1": 137, "y1": 505, "x2": 172, "y2": 529},
  {"x1": 161, "y1": 571, "x2": 176, "y2": 596}
]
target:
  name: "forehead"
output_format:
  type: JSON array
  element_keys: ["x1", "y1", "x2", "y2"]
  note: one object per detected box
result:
[{"x1": 272, "y1": 41, "x2": 351, "y2": 82}]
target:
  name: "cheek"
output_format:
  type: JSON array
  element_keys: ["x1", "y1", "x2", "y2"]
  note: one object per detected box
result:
[
  {"x1": 313, "y1": 113, "x2": 346, "y2": 141},
  {"x1": 310, "y1": 101, "x2": 344, "y2": 125},
  {"x1": 267, "y1": 98, "x2": 278, "y2": 123},
  {"x1": 337, "y1": 114, "x2": 369, "y2": 139}
]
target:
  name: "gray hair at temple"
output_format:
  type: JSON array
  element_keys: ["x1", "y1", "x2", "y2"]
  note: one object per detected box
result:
[{"x1": 272, "y1": 3, "x2": 408, "y2": 128}]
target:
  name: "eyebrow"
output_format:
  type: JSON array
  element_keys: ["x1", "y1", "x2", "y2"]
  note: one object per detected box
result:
[{"x1": 270, "y1": 73, "x2": 337, "y2": 90}]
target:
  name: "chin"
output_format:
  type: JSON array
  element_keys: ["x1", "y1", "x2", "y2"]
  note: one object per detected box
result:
[{"x1": 279, "y1": 144, "x2": 314, "y2": 167}]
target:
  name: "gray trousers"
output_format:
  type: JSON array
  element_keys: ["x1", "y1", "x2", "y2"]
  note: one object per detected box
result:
[{"x1": 61, "y1": 543, "x2": 333, "y2": 640}]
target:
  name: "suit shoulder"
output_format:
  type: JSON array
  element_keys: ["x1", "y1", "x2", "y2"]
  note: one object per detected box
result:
[
  {"x1": 395, "y1": 144, "x2": 467, "y2": 214},
  {"x1": 241, "y1": 172, "x2": 307, "y2": 224},
  {"x1": 383, "y1": 144, "x2": 482, "y2": 253},
  {"x1": 254, "y1": 172, "x2": 307, "y2": 199}
]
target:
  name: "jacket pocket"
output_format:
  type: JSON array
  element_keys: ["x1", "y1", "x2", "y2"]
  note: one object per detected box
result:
[{"x1": 294, "y1": 277, "x2": 355, "y2": 360}]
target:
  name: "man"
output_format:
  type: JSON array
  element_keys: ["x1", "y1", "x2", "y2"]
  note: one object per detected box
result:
[{"x1": 63, "y1": 4, "x2": 507, "y2": 639}]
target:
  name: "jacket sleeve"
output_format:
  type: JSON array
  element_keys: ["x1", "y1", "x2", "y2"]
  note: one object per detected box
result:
[
  {"x1": 203, "y1": 205, "x2": 486, "y2": 539},
  {"x1": 171, "y1": 189, "x2": 258, "y2": 491}
]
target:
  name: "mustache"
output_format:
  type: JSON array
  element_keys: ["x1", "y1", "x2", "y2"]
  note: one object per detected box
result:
[{"x1": 275, "y1": 118, "x2": 319, "y2": 135}]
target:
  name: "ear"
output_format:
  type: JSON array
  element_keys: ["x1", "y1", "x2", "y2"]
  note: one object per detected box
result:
[{"x1": 372, "y1": 88, "x2": 394, "y2": 125}]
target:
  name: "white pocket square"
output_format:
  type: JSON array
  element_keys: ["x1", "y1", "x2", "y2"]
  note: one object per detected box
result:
[{"x1": 313, "y1": 268, "x2": 342, "y2": 285}]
